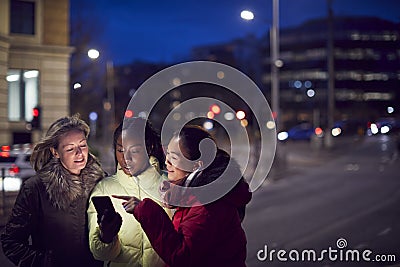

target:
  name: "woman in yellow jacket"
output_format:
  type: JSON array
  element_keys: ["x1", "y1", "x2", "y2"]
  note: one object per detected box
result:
[{"x1": 87, "y1": 118, "x2": 170, "y2": 267}]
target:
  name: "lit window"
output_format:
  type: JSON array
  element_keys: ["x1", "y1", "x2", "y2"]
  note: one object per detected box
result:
[
  {"x1": 7, "y1": 69, "x2": 39, "y2": 122},
  {"x1": 10, "y1": 0, "x2": 35, "y2": 35}
]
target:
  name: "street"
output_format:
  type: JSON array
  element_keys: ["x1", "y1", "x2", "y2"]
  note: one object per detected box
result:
[
  {"x1": 0, "y1": 135, "x2": 399, "y2": 266},
  {"x1": 244, "y1": 135, "x2": 400, "y2": 266}
]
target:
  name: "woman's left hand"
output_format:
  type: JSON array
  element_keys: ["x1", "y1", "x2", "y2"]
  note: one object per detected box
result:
[{"x1": 112, "y1": 195, "x2": 141, "y2": 214}]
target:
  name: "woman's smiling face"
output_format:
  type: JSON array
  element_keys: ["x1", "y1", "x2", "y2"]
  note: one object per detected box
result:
[
  {"x1": 165, "y1": 137, "x2": 192, "y2": 183},
  {"x1": 51, "y1": 129, "x2": 88, "y2": 175}
]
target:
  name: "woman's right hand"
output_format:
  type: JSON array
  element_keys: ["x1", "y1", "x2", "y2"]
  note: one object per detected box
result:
[
  {"x1": 112, "y1": 195, "x2": 141, "y2": 214},
  {"x1": 98, "y1": 209, "x2": 122, "y2": 243}
]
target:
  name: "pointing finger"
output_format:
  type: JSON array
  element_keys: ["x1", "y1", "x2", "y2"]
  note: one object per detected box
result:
[{"x1": 112, "y1": 195, "x2": 132, "y2": 201}]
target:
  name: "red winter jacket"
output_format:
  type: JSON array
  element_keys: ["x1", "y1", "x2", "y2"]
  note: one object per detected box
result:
[{"x1": 133, "y1": 177, "x2": 251, "y2": 267}]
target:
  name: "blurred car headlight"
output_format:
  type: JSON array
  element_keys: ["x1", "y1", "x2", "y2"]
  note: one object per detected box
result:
[
  {"x1": 380, "y1": 125, "x2": 390, "y2": 134},
  {"x1": 331, "y1": 127, "x2": 342, "y2": 137},
  {"x1": 370, "y1": 123, "x2": 379, "y2": 135},
  {"x1": 278, "y1": 131, "x2": 289, "y2": 141},
  {"x1": 1, "y1": 177, "x2": 22, "y2": 192}
]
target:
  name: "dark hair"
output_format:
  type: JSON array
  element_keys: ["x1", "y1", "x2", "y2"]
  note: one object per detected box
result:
[
  {"x1": 122, "y1": 117, "x2": 165, "y2": 169},
  {"x1": 172, "y1": 125, "x2": 247, "y2": 220},
  {"x1": 172, "y1": 125, "x2": 240, "y2": 187},
  {"x1": 173, "y1": 125, "x2": 216, "y2": 161},
  {"x1": 112, "y1": 122, "x2": 124, "y2": 172}
]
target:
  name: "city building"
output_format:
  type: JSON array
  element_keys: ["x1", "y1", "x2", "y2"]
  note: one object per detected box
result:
[
  {"x1": 0, "y1": 0, "x2": 72, "y2": 145},
  {"x1": 191, "y1": 16, "x2": 400, "y2": 131},
  {"x1": 263, "y1": 16, "x2": 400, "y2": 129}
]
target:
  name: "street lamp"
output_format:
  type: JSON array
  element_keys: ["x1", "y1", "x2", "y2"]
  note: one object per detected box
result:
[
  {"x1": 240, "y1": 10, "x2": 254, "y2": 21},
  {"x1": 271, "y1": 0, "x2": 280, "y2": 131},
  {"x1": 325, "y1": 0, "x2": 335, "y2": 148},
  {"x1": 87, "y1": 49, "x2": 115, "y2": 144},
  {"x1": 241, "y1": 0, "x2": 280, "y2": 130},
  {"x1": 241, "y1": 1, "x2": 285, "y2": 170},
  {"x1": 88, "y1": 48, "x2": 100, "y2": 60}
]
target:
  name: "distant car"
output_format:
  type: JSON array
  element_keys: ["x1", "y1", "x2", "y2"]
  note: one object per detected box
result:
[
  {"x1": 367, "y1": 117, "x2": 399, "y2": 135},
  {"x1": 278, "y1": 122, "x2": 322, "y2": 141},
  {"x1": 287, "y1": 123, "x2": 315, "y2": 140},
  {"x1": 0, "y1": 146, "x2": 35, "y2": 191}
]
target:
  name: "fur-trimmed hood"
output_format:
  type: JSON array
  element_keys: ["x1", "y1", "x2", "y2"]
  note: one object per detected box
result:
[{"x1": 38, "y1": 154, "x2": 106, "y2": 210}]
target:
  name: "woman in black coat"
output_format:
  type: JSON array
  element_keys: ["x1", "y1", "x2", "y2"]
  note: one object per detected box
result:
[{"x1": 1, "y1": 114, "x2": 106, "y2": 267}]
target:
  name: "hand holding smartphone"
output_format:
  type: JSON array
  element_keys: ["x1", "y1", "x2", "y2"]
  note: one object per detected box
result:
[
  {"x1": 92, "y1": 196, "x2": 117, "y2": 222},
  {"x1": 92, "y1": 196, "x2": 122, "y2": 243}
]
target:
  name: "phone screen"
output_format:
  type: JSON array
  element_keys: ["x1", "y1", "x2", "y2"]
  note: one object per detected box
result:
[{"x1": 92, "y1": 196, "x2": 116, "y2": 216}]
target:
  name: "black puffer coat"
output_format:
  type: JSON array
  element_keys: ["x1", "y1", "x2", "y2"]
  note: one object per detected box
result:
[{"x1": 1, "y1": 155, "x2": 106, "y2": 267}]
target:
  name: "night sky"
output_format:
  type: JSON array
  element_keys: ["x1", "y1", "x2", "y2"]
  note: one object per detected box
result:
[{"x1": 70, "y1": 0, "x2": 400, "y2": 65}]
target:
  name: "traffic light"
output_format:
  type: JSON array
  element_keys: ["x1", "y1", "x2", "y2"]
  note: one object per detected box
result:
[{"x1": 31, "y1": 106, "x2": 41, "y2": 130}]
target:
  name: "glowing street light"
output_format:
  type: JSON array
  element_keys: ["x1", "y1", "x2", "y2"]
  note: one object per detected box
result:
[
  {"x1": 73, "y1": 82, "x2": 82, "y2": 90},
  {"x1": 240, "y1": 10, "x2": 254, "y2": 21},
  {"x1": 307, "y1": 89, "x2": 315, "y2": 98},
  {"x1": 87, "y1": 48, "x2": 100, "y2": 60}
]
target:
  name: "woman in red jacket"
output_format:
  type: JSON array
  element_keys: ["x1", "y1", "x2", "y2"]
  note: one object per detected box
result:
[{"x1": 115, "y1": 125, "x2": 252, "y2": 267}]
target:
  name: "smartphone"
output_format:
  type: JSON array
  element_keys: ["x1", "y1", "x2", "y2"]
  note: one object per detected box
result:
[{"x1": 92, "y1": 196, "x2": 116, "y2": 218}]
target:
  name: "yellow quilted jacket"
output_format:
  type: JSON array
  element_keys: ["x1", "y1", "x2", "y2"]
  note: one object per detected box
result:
[{"x1": 88, "y1": 157, "x2": 171, "y2": 267}]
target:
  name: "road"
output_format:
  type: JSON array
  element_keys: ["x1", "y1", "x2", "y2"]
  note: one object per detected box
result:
[
  {"x1": 244, "y1": 135, "x2": 400, "y2": 267},
  {"x1": 0, "y1": 135, "x2": 399, "y2": 266}
]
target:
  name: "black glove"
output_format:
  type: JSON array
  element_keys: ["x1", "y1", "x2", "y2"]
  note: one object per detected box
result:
[{"x1": 98, "y1": 209, "x2": 122, "y2": 243}]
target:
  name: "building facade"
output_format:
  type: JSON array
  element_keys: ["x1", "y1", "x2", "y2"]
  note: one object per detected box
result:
[
  {"x1": 191, "y1": 16, "x2": 399, "y2": 131},
  {"x1": 0, "y1": 0, "x2": 72, "y2": 145},
  {"x1": 263, "y1": 16, "x2": 400, "y2": 129}
]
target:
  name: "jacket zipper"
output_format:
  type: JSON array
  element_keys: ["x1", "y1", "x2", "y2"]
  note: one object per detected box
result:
[{"x1": 135, "y1": 177, "x2": 144, "y2": 266}]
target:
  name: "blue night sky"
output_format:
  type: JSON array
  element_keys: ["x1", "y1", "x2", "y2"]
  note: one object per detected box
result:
[{"x1": 70, "y1": 0, "x2": 400, "y2": 65}]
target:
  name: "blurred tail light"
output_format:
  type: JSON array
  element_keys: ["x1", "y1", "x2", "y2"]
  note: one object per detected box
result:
[
  {"x1": 1, "y1": 145, "x2": 11, "y2": 152},
  {"x1": 9, "y1": 164, "x2": 20, "y2": 175},
  {"x1": 315, "y1": 127, "x2": 324, "y2": 137}
]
